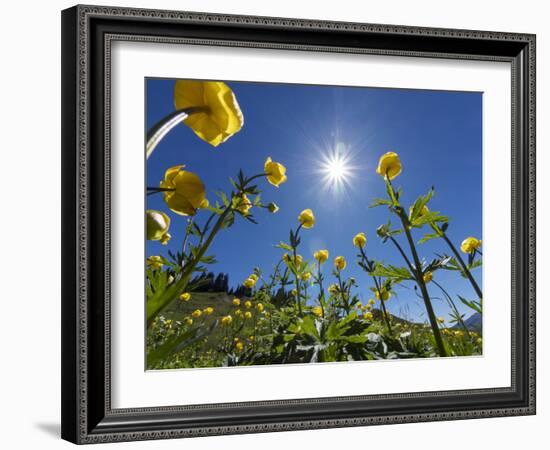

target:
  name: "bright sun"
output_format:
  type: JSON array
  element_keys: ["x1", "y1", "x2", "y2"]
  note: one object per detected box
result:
[{"x1": 318, "y1": 143, "x2": 356, "y2": 194}]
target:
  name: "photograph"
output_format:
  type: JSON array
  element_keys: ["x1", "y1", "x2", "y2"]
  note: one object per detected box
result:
[{"x1": 145, "y1": 78, "x2": 484, "y2": 369}]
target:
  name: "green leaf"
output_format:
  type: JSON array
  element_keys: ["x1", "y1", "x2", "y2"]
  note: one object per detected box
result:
[
  {"x1": 468, "y1": 259, "x2": 482, "y2": 270},
  {"x1": 418, "y1": 233, "x2": 441, "y2": 244},
  {"x1": 411, "y1": 211, "x2": 448, "y2": 227},
  {"x1": 410, "y1": 189, "x2": 434, "y2": 223},
  {"x1": 458, "y1": 295, "x2": 482, "y2": 314},
  {"x1": 147, "y1": 321, "x2": 216, "y2": 366},
  {"x1": 372, "y1": 263, "x2": 413, "y2": 282},
  {"x1": 369, "y1": 198, "x2": 392, "y2": 208},
  {"x1": 276, "y1": 241, "x2": 292, "y2": 251},
  {"x1": 300, "y1": 316, "x2": 320, "y2": 340}
]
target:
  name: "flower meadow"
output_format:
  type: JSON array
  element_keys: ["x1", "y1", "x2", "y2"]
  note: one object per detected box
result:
[{"x1": 145, "y1": 80, "x2": 483, "y2": 369}]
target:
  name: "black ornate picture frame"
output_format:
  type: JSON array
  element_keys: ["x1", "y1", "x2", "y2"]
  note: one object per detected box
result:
[{"x1": 61, "y1": 4, "x2": 536, "y2": 444}]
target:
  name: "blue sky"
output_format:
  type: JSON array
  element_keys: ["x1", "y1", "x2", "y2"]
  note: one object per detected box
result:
[{"x1": 146, "y1": 78, "x2": 482, "y2": 324}]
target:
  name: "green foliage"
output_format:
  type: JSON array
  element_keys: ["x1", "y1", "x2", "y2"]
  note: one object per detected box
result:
[{"x1": 145, "y1": 150, "x2": 483, "y2": 368}]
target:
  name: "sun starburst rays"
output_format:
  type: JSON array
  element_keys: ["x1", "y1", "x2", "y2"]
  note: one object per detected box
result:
[{"x1": 316, "y1": 143, "x2": 358, "y2": 196}]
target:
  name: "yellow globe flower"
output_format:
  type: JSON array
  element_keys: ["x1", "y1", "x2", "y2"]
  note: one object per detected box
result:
[
  {"x1": 352, "y1": 232, "x2": 367, "y2": 248},
  {"x1": 244, "y1": 311, "x2": 252, "y2": 319},
  {"x1": 376, "y1": 152, "x2": 402, "y2": 180},
  {"x1": 291, "y1": 289, "x2": 298, "y2": 297},
  {"x1": 234, "y1": 193, "x2": 252, "y2": 215},
  {"x1": 243, "y1": 277, "x2": 256, "y2": 289},
  {"x1": 328, "y1": 284, "x2": 339, "y2": 295},
  {"x1": 203, "y1": 307, "x2": 214, "y2": 315},
  {"x1": 146, "y1": 209, "x2": 171, "y2": 241},
  {"x1": 174, "y1": 80, "x2": 243, "y2": 147},
  {"x1": 437, "y1": 317, "x2": 445, "y2": 324},
  {"x1": 300, "y1": 272, "x2": 312, "y2": 281},
  {"x1": 298, "y1": 208, "x2": 315, "y2": 228},
  {"x1": 160, "y1": 165, "x2": 207, "y2": 216},
  {"x1": 334, "y1": 256, "x2": 347, "y2": 271},
  {"x1": 244, "y1": 300, "x2": 252, "y2": 309},
  {"x1": 249, "y1": 273, "x2": 259, "y2": 282},
  {"x1": 313, "y1": 249, "x2": 329, "y2": 264},
  {"x1": 365, "y1": 304, "x2": 372, "y2": 311},
  {"x1": 146, "y1": 255, "x2": 163, "y2": 270},
  {"x1": 264, "y1": 157, "x2": 288, "y2": 187},
  {"x1": 232, "y1": 298, "x2": 241, "y2": 306},
  {"x1": 312, "y1": 306, "x2": 323, "y2": 317},
  {"x1": 191, "y1": 309, "x2": 202, "y2": 318},
  {"x1": 256, "y1": 303, "x2": 264, "y2": 312},
  {"x1": 460, "y1": 236, "x2": 482, "y2": 254},
  {"x1": 234, "y1": 309, "x2": 242, "y2": 316},
  {"x1": 179, "y1": 292, "x2": 191, "y2": 302},
  {"x1": 363, "y1": 312, "x2": 374, "y2": 321},
  {"x1": 423, "y1": 271, "x2": 433, "y2": 284},
  {"x1": 368, "y1": 298, "x2": 376, "y2": 306},
  {"x1": 454, "y1": 330, "x2": 464, "y2": 338},
  {"x1": 375, "y1": 288, "x2": 391, "y2": 301},
  {"x1": 235, "y1": 341, "x2": 244, "y2": 352},
  {"x1": 185, "y1": 318, "x2": 193, "y2": 326},
  {"x1": 220, "y1": 315, "x2": 233, "y2": 325}
]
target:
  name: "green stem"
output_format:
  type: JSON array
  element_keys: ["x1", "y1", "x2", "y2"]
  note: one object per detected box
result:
[
  {"x1": 292, "y1": 225, "x2": 303, "y2": 316},
  {"x1": 386, "y1": 177, "x2": 447, "y2": 357},
  {"x1": 438, "y1": 230, "x2": 483, "y2": 300},
  {"x1": 147, "y1": 206, "x2": 232, "y2": 327},
  {"x1": 146, "y1": 107, "x2": 207, "y2": 159},
  {"x1": 432, "y1": 279, "x2": 471, "y2": 338},
  {"x1": 336, "y1": 271, "x2": 349, "y2": 315},
  {"x1": 359, "y1": 248, "x2": 392, "y2": 334},
  {"x1": 317, "y1": 264, "x2": 325, "y2": 318},
  {"x1": 400, "y1": 217, "x2": 447, "y2": 356},
  {"x1": 389, "y1": 236, "x2": 416, "y2": 275}
]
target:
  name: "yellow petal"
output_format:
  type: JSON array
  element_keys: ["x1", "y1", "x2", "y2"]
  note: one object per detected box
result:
[
  {"x1": 174, "y1": 80, "x2": 243, "y2": 147},
  {"x1": 376, "y1": 152, "x2": 402, "y2": 180}
]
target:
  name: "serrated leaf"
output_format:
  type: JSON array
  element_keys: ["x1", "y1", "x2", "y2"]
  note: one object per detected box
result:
[{"x1": 372, "y1": 263, "x2": 413, "y2": 282}]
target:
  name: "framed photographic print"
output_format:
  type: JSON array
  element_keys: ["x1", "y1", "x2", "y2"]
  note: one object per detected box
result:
[{"x1": 61, "y1": 5, "x2": 536, "y2": 444}]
